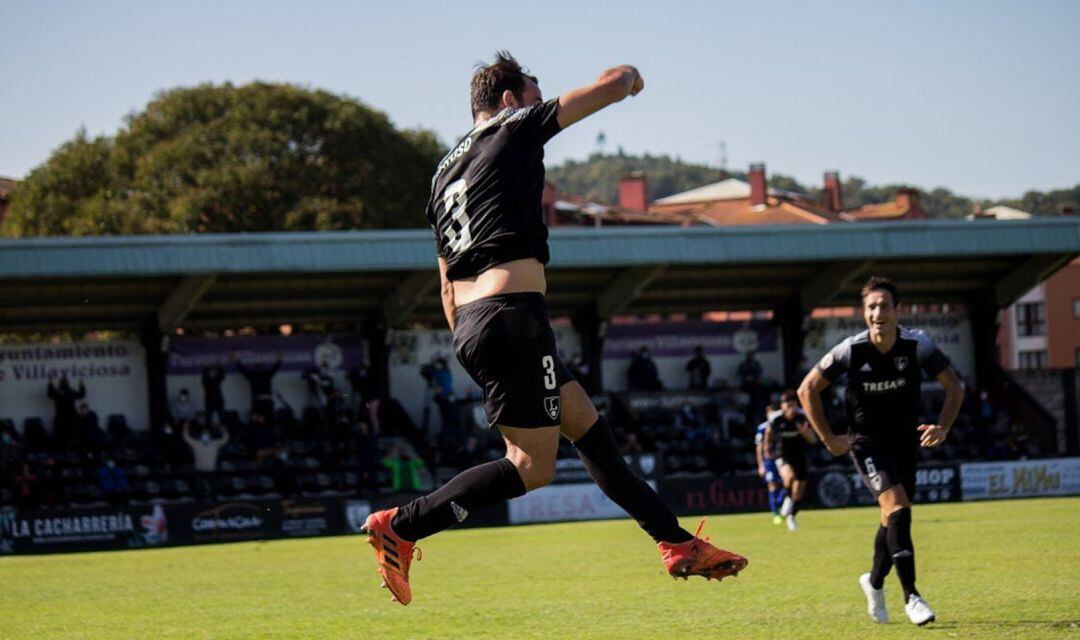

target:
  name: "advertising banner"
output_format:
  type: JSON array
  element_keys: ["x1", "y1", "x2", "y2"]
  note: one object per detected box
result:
[
  {"x1": 602, "y1": 321, "x2": 783, "y2": 392},
  {"x1": 168, "y1": 500, "x2": 282, "y2": 545},
  {"x1": 0, "y1": 504, "x2": 168, "y2": 555},
  {"x1": 804, "y1": 312, "x2": 974, "y2": 379},
  {"x1": 280, "y1": 498, "x2": 344, "y2": 538},
  {"x1": 661, "y1": 473, "x2": 770, "y2": 516},
  {"x1": 812, "y1": 463, "x2": 960, "y2": 509},
  {"x1": 165, "y1": 335, "x2": 365, "y2": 420},
  {"x1": 961, "y1": 457, "x2": 1080, "y2": 501},
  {"x1": 0, "y1": 340, "x2": 149, "y2": 430},
  {"x1": 508, "y1": 481, "x2": 658, "y2": 525}
]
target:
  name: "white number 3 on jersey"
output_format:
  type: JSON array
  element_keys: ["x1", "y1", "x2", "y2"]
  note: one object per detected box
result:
[{"x1": 442, "y1": 179, "x2": 472, "y2": 254}]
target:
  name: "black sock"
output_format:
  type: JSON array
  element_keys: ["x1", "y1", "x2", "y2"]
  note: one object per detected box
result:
[
  {"x1": 574, "y1": 416, "x2": 692, "y2": 544},
  {"x1": 870, "y1": 524, "x2": 892, "y2": 589},
  {"x1": 390, "y1": 458, "x2": 526, "y2": 542},
  {"x1": 790, "y1": 497, "x2": 801, "y2": 516},
  {"x1": 886, "y1": 508, "x2": 919, "y2": 601}
]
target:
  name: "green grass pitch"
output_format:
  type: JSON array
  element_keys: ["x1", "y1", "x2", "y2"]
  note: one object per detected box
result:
[{"x1": 2, "y1": 497, "x2": 1078, "y2": 639}]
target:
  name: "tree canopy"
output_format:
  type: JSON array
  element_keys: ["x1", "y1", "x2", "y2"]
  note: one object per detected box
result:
[{"x1": 4, "y1": 82, "x2": 443, "y2": 236}]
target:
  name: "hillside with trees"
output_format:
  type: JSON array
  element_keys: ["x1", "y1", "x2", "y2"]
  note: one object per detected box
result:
[
  {"x1": 547, "y1": 153, "x2": 1078, "y2": 218},
  {"x1": 4, "y1": 82, "x2": 443, "y2": 236}
]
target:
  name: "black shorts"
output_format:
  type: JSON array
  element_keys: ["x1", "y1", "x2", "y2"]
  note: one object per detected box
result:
[
  {"x1": 776, "y1": 452, "x2": 809, "y2": 480},
  {"x1": 850, "y1": 437, "x2": 917, "y2": 500},
  {"x1": 452, "y1": 292, "x2": 572, "y2": 429}
]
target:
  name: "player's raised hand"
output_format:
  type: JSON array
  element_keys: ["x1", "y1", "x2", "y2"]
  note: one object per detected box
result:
[{"x1": 917, "y1": 424, "x2": 948, "y2": 448}]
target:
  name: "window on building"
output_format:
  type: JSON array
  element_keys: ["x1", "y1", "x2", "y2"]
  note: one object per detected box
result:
[
  {"x1": 1017, "y1": 350, "x2": 1048, "y2": 370},
  {"x1": 1016, "y1": 303, "x2": 1046, "y2": 336}
]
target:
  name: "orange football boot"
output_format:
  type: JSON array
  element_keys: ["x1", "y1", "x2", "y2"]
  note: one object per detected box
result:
[
  {"x1": 361, "y1": 507, "x2": 421, "y2": 605},
  {"x1": 658, "y1": 518, "x2": 748, "y2": 581}
]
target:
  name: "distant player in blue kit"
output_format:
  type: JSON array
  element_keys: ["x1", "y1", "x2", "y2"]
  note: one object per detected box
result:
[{"x1": 754, "y1": 404, "x2": 785, "y2": 525}]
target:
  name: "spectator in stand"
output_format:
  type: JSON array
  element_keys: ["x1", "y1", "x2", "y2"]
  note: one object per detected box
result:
[
  {"x1": 350, "y1": 420, "x2": 378, "y2": 487},
  {"x1": 628, "y1": 346, "x2": 663, "y2": 391},
  {"x1": 382, "y1": 444, "x2": 424, "y2": 492},
  {"x1": 47, "y1": 373, "x2": 86, "y2": 447},
  {"x1": 620, "y1": 431, "x2": 644, "y2": 455},
  {"x1": 40, "y1": 456, "x2": 69, "y2": 508},
  {"x1": 233, "y1": 352, "x2": 282, "y2": 418},
  {"x1": 248, "y1": 412, "x2": 277, "y2": 466},
  {"x1": 75, "y1": 401, "x2": 106, "y2": 448},
  {"x1": 449, "y1": 435, "x2": 483, "y2": 472},
  {"x1": 156, "y1": 419, "x2": 191, "y2": 467},
  {"x1": 426, "y1": 356, "x2": 461, "y2": 444},
  {"x1": 14, "y1": 462, "x2": 38, "y2": 509},
  {"x1": 349, "y1": 364, "x2": 375, "y2": 411},
  {"x1": 183, "y1": 422, "x2": 229, "y2": 498},
  {"x1": 97, "y1": 457, "x2": 128, "y2": 506},
  {"x1": 685, "y1": 345, "x2": 711, "y2": 391},
  {"x1": 201, "y1": 363, "x2": 227, "y2": 425},
  {"x1": 1, "y1": 428, "x2": 21, "y2": 480},
  {"x1": 674, "y1": 402, "x2": 711, "y2": 446},
  {"x1": 265, "y1": 442, "x2": 297, "y2": 496},
  {"x1": 171, "y1": 388, "x2": 196, "y2": 424},
  {"x1": 738, "y1": 351, "x2": 765, "y2": 425}
]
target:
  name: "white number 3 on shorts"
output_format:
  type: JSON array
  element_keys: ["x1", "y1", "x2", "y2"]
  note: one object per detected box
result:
[{"x1": 541, "y1": 355, "x2": 556, "y2": 390}]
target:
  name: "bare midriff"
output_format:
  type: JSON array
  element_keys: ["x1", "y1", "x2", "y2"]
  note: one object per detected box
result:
[{"x1": 451, "y1": 258, "x2": 547, "y2": 305}]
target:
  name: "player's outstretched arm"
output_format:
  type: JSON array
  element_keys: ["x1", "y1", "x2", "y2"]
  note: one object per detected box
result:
[
  {"x1": 437, "y1": 257, "x2": 456, "y2": 332},
  {"x1": 918, "y1": 366, "x2": 964, "y2": 447},
  {"x1": 557, "y1": 65, "x2": 644, "y2": 130},
  {"x1": 797, "y1": 368, "x2": 848, "y2": 455}
]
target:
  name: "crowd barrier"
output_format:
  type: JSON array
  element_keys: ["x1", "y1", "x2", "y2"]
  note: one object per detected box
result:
[{"x1": 4, "y1": 457, "x2": 1078, "y2": 555}]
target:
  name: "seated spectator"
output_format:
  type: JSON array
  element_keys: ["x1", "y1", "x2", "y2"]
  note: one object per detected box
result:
[
  {"x1": 14, "y1": 462, "x2": 38, "y2": 509},
  {"x1": 97, "y1": 457, "x2": 128, "y2": 506},
  {"x1": 171, "y1": 388, "x2": 196, "y2": 424},
  {"x1": 264, "y1": 442, "x2": 297, "y2": 496},
  {"x1": 448, "y1": 435, "x2": 483, "y2": 472},
  {"x1": 75, "y1": 402, "x2": 106, "y2": 448},
  {"x1": 628, "y1": 346, "x2": 663, "y2": 391},
  {"x1": 620, "y1": 431, "x2": 644, "y2": 455},
  {"x1": 381, "y1": 444, "x2": 424, "y2": 492},
  {"x1": 685, "y1": 345, "x2": 711, "y2": 390},
  {"x1": 674, "y1": 402, "x2": 711, "y2": 446},
  {"x1": 47, "y1": 373, "x2": 85, "y2": 447},
  {"x1": 40, "y1": 456, "x2": 69, "y2": 508}
]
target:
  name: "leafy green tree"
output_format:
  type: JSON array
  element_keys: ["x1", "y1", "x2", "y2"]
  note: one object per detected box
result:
[{"x1": 5, "y1": 83, "x2": 443, "y2": 236}]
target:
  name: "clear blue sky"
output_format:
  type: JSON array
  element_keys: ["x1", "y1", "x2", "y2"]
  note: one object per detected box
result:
[{"x1": 3, "y1": 0, "x2": 1078, "y2": 199}]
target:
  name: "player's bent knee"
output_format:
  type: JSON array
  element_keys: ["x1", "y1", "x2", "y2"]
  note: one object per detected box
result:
[{"x1": 514, "y1": 460, "x2": 556, "y2": 491}]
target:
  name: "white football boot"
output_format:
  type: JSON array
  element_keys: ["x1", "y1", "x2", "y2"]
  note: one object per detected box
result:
[
  {"x1": 858, "y1": 573, "x2": 888, "y2": 624},
  {"x1": 779, "y1": 496, "x2": 793, "y2": 517},
  {"x1": 785, "y1": 514, "x2": 798, "y2": 531},
  {"x1": 905, "y1": 594, "x2": 936, "y2": 626}
]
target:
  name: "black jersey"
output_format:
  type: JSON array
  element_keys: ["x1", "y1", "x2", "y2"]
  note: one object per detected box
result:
[
  {"x1": 425, "y1": 99, "x2": 562, "y2": 281},
  {"x1": 817, "y1": 326, "x2": 951, "y2": 442},
  {"x1": 770, "y1": 412, "x2": 811, "y2": 461}
]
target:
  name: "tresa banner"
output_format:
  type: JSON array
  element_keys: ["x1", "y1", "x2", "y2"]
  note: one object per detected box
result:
[
  {"x1": 0, "y1": 504, "x2": 168, "y2": 555},
  {"x1": 508, "y1": 481, "x2": 658, "y2": 525},
  {"x1": 961, "y1": 457, "x2": 1080, "y2": 501},
  {"x1": 812, "y1": 463, "x2": 961, "y2": 509},
  {"x1": 661, "y1": 473, "x2": 770, "y2": 516}
]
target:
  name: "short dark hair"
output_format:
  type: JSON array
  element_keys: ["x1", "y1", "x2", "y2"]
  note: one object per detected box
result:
[
  {"x1": 780, "y1": 389, "x2": 798, "y2": 404},
  {"x1": 470, "y1": 51, "x2": 536, "y2": 118},
  {"x1": 861, "y1": 276, "x2": 900, "y2": 306}
]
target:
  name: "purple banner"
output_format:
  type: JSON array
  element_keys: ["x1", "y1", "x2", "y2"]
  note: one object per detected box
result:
[
  {"x1": 166, "y1": 335, "x2": 366, "y2": 374},
  {"x1": 603, "y1": 321, "x2": 778, "y2": 358}
]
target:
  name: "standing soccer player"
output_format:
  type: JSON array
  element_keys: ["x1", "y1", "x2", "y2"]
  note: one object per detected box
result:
[
  {"x1": 361, "y1": 52, "x2": 747, "y2": 606},
  {"x1": 764, "y1": 390, "x2": 816, "y2": 531},
  {"x1": 798, "y1": 276, "x2": 963, "y2": 626},
  {"x1": 754, "y1": 404, "x2": 785, "y2": 525}
]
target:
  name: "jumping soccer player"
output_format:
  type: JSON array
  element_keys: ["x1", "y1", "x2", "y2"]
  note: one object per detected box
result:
[
  {"x1": 754, "y1": 404, "x2": 785, "y2": 525},
  {"x1": 764, "y1": 390, "x2": 816, "y2": 531},
  {"x1": 361, "y1": 52, "x2": 747, "y2": 606},
  {"x1": 798, "y1": 276, "x2": 963, "y2": 626}
]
